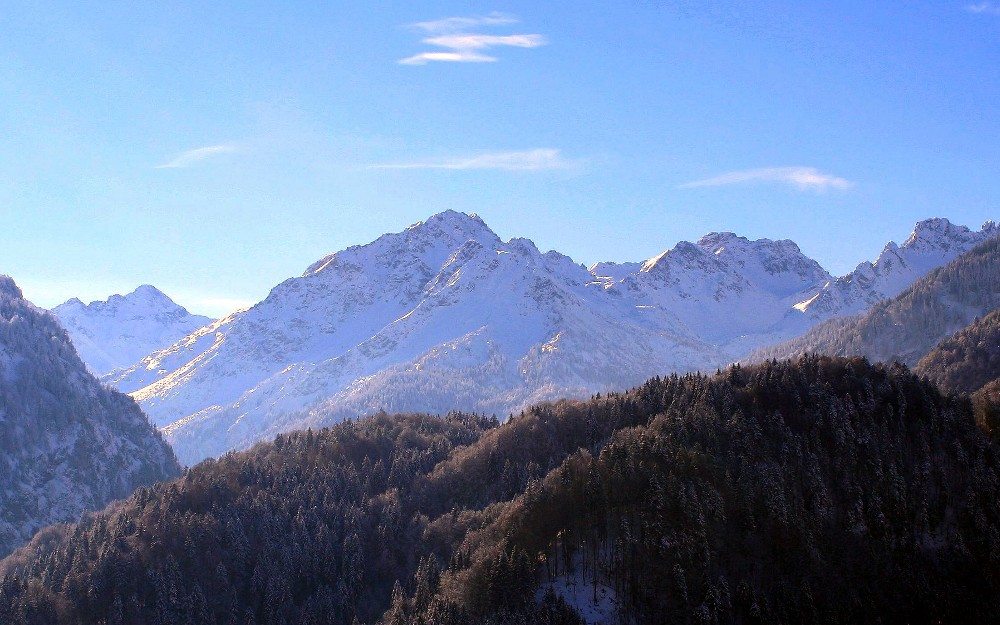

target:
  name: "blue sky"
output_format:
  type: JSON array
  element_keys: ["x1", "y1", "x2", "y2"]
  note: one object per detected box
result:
[{"x1": 2, "y1": 1, "x2": 999, "y2": 317}]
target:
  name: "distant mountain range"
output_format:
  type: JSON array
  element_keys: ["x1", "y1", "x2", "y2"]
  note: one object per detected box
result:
[
  {"x1": 51, "y1": 285, "x2": 213, "y2": 376},
  {"x1": 750, "y1": 236, "x2": 1000, "y2": 366},
  {"x1": 0, "y1": 276, "x2": 180, "y2": 558},
  {"x1": 791, "y1": 217, "x2": 997, "y2": 318},
  {"x1": 81, "y1": 211, "x2": 997, "y2": 464}
]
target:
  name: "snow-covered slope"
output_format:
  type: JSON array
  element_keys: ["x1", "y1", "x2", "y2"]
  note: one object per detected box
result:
[
  {"x1": 159, "y1": 234, "x2": 727, "y2": 462},
  {"x1": 749, "y1": 234, "x2": 1000, "y2": 367},
  {"x1": 108, "y1": 212, "x2": 996, "y2": 465},
  {"x1": 52, "y1": 285, "x2": 213, "y2": 376},
  {"x1": 794, "y1": 218, "x2": 998, "y2": 318},
  {"x1": 0, "y1": 276, "x2": 181, "y2": 558},
  {"x1": 607, "y1": 232, "x2": 833, "y2": 352}
]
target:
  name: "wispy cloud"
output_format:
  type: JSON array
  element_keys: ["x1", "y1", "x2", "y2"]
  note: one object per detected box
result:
[
  {"x1": 411, "y1": 13, "x2": 518, "y2": 34},
  {"x1": 966, "y1": 2, "x2": 1000, "y2": 15},
  {"x1": 678, "y1": 166, "x2": 853, "y2": 191},
  {"x1": 399, "y1": 12, "x2": 546, "y2": 65},
  {"x1": 155, "y1": 144, "x2": 237, "y2": 169},
  {"x1": 372, "y1": 148, "x2": 571, "y2": 171}
]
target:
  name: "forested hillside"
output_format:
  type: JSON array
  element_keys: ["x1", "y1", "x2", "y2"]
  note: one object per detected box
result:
[
  {"x1": 0, "y1": 276, "x2": 181, "y2": 559},
  {"x1": 2, "y1": 356, "x2": 998, "y2": 624},
  {"x1": 750, "y1": 237, "x2": 1000, "y2": 366},
  {"x1": 913, "y1": 310, "x2": 1000, "y2": 441},
  {"x1": 915, "y1": 308, "x2": 1000, "y2": 394}
]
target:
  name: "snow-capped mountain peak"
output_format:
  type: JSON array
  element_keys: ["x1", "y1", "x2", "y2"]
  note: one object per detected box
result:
[
  {"x1": 103, "y1": 211, "x2": 995, "y2": 465},
  {"x1": 636, "y1": 232, "x2": 829, "y2": 295},
  {"x1": 52, "y1": 286, "x2": 214, "y2": 376},
  {"x1": 904, "y1": 217, "x2": 971, "y2": 250},
  {"x1": 405, "y1": 208, "x2": 490, "y2": 234},
  {"x1": 305, "y1": 209, "x2": 499, "y2": 278}
]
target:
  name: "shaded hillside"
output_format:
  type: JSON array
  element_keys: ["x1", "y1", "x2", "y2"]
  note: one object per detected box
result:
[
  {"x1": 0, "y1": 276, "x2": 181, "y2": 558},
  {"x1": 914, "y1": 312, "x2": 1000, "y2": 442},
  {"x1": 406, "y1": 357, "x2": 1000, "y2": 624},
  {"x1": 749, "y1": 237, "x2": 1000, "y2": 366},
  {"x1": 972, "y1": 379, "x2": 1000, "y2": 442},
  {"x1": 2, "y1": 357, "x2": 999, "y2": 624},
  {"x1": 914, "y1": 308, "x2": 1000, "y2": 394}
]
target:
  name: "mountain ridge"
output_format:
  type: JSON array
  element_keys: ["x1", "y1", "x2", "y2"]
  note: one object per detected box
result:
[
  {"x1": 748, "y1": 235, "x2": 1000, "y2": 366},
  {"x1": 107, "y1": 211, "x2": 997, "y2": 464}
]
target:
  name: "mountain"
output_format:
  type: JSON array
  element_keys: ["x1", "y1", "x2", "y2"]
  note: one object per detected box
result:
[
  {"x1": 3, "y1": 357, "x2": 998, "y2": 624},
  {"x1": 913, "y1": 310, "x2": 1000, "y2": 442},
  {"x1": 602, "y1": 231, "x2": 831, "y2": 350},
  {"x1": 914, "y1": 308, "x2": 1000, "y2": 395},
  {"x1": 0, "y1": 276, "x2": 181, "y2": 558},
  {"x1": 793, "y1": 217, "x2": 998, "y2": 318},
  {"x1": 108, "y1": 211, "x2": 996, "y2": 464},
  {"x1": 750, "y1": 236, "x2": 1000, "y2": 366},
  {"x1": 52, "y1": 285, "x2": 213, "y2": 376},
  {"x1": 972, "y1": 379, "x2": 1000, "y2": 442}
]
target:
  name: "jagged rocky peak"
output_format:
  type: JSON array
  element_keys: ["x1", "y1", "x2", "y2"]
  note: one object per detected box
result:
[
  {"x1": 901, "y1": 217, "x2": 988, "y2": 253},
  {"x1": 699, "y1": 232, "x2": 826, "y2": 277},
  {"x1": 542, "y1": 248, "x2": 590, "y2": 277},
  {"x1": 794, "y1": 216, "x2": 1000, "y2": 318},
  {"x1": 696, "y1": 231, "x2": 745, "y2": 250},
  {"x1": 637, "y1": 231, "x2": 828, "y2": 289},
  {"x1": 699, "y1": 232, "x2": 808, "y2": 259},
  {"x1": 129, "y1": 284, "x2": 176, "y2": 304},
  {"x1": 640, "y1": 241, "x2": 707, "y2": 274},
  {"x1": 505, "y1": 237, "x2": 541, "y2": 257},
  {"x1": 861, "y1": 216, "x2": 1000, "y2": 273},
  {"x1": 407, "y1": 209, "x2": 491, "y2": 234},
  {"x1": 908, "y1": 216, "x2": 962, "y2": 240},
  {"x1": 402, "y1": 210, "x2": 500, "y2": 249}
]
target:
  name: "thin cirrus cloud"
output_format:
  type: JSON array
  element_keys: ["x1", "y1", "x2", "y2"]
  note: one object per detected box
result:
[
  {"x1": 372, "y1": 148, "x2": 571, "y2": 171},
  {"x1": 155, "y1": 144, "x2": 237, "y2": 169},
  {"x1": 678, "y1": 167, "x2": 854, "y2": 191},
  {"x1": 966, "y1": 2, "x2": 1000, "y2": 15},
  {"x1": 399, "y1": 12, "x2": 546, "y2": 65},
  {"x1": 410, "y1": 13, "x2": 518, "y2": 33}
]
